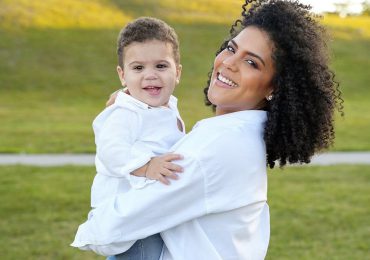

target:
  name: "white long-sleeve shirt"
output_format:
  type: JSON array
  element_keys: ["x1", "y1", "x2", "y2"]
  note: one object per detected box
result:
[
  {"x1": 91, "y1": 91, "x2": 185, "y2": 207},
  {"x1": 72, "y1": 110, "x2": 270, "y2": 260}
]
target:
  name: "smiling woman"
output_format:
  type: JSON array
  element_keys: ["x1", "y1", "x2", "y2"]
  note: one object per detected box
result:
[
  {"x1": 204, "y1": 0, "x2": 344, "y2": 168},
  {"x1": 208, "y1": 27, "x2": 275, "y2": 114}
]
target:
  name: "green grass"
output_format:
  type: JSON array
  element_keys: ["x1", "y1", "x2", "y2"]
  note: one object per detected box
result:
[
  {"x1": 266, "y1": 165, "x2": 370, "y2": 259},
  {"x1": 0, "y1": 165, "x2": 369, "y2": 259},
  {"x1": 0, "y1": 0, "x2": 369, "y2": 152}
]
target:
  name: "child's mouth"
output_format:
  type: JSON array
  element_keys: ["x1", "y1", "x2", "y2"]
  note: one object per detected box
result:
[{"x1": 143, "y1": 86, "x2": 162, "y2": 96}]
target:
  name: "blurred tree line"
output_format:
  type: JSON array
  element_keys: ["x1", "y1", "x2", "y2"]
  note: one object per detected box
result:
[{"x1": 363, "y1": 0, "x2": 370, "y2": 15}]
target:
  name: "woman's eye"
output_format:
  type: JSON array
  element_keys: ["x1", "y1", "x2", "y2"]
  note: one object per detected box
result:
[
  {"x1": 226, "y1": 45, "x2": 235, "y2": 53},
  {"x1": 246, "y1": 59, "x2": 258, "y2": 68}
]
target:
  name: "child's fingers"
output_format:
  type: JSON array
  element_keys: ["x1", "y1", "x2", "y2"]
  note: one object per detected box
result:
[
  {"x1": 165, "y1": 173, "x2": 179, "y2": 180},
  {"x1": 160, "y1": 168, "x2": 174, "y2": 177},
  {"x1": 164, "y1": 162, "x2": 183, "y2": 173},
  {"x1": 163, "y1": 153, "x2": 183, "y2": 162},
  {"x1": 158, "y1": 175, "x2": 170, "y2": 185}
]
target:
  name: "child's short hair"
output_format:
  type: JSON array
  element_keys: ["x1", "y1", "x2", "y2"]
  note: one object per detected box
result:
[{"x1": 117, "y1": 17, "x2": 180, "y2": 68}]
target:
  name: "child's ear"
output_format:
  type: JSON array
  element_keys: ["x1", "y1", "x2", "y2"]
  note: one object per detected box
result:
[
  {"x1": 176, "y1": 64, "x2": 182, "y2": 85},
  {"x1": 117, "y1": 66, "x2": 126, "y2": 86}
]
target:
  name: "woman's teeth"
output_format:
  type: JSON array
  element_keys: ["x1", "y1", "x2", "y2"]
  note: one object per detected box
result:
[{"x1": 217, "y1": 74, "x2": 237, "y2": 88}]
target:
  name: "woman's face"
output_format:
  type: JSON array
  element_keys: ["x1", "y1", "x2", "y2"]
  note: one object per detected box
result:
[{"x1": 208, "y1": 26, "x2": 275, "y2": 115}]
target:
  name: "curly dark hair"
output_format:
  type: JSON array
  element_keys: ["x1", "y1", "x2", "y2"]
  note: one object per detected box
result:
[
  {"x1": 117, "y1": 17, "x2": 180, "y2": 68},
  {"x1": 203, "y1": 0, "x2": 343, "y2": 168}
]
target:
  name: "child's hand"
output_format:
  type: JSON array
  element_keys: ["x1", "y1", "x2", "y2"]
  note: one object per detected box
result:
[{"x1": 146, "y1": 153, "x2": 183, "y2": 185}]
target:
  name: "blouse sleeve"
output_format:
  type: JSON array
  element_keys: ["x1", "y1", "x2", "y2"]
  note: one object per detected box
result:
[
  {"x1": 71, "y1": 154, "x2": 207, "y2": 256},
  {"x1": 96, "y1": 108, "x2": 155, "y2": 188}
]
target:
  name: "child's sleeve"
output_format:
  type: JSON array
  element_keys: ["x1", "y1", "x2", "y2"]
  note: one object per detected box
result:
[{"x1": 96, "y1": 108, "x2": 155, "y2": 188}]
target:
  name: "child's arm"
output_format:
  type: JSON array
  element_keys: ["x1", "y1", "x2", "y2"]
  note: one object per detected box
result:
[
  {"x1": 131, "y1": 153, "x2": 183, "y2": 185},
  {"x1": 96, "y1": 108, "x2": 151, "y2": 183}
]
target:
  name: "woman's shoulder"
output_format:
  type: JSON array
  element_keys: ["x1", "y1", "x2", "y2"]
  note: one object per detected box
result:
[{"x1": 175, "y1": 111, "x2": 266, "y2": 159}]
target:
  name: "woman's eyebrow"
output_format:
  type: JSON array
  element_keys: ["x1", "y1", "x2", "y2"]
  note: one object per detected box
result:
[{"x1": 230, "y1": 39, "x2": 266, "y2": 67}]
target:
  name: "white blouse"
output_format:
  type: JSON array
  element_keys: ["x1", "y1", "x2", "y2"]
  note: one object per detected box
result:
[
  {"x1": 72, "y1": 110, "x2": 270, "y2": 260},
  {"x1": 91, "y1": 91, "x2": 185, "y2": 207}
]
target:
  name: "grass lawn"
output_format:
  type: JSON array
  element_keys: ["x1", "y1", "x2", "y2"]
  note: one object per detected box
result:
[
  {"x1": 0, "y1": 165, "x2": 369, "y2": 259},
  {"x1": 0, "y1": 1, "x2": 369, "y2": 152}
]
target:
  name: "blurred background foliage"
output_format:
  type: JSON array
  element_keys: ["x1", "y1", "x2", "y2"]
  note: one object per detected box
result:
[{"x1": 0, "y1": 0, "x2": 369, "y2": 153}]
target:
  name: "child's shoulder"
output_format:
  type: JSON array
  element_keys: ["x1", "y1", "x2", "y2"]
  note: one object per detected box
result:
[
  {"x1": 93, "y1": 103, "x2": 142, "y2": 133},
  {"x1": 93, "y1": 93, "x2": 144, "y2": 124},
  {"x1": 115, "y1": 91, "x2": 150, "y2": 111}
]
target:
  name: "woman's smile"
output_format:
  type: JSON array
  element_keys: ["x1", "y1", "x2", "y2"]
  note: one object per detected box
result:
[{"x1": 216, "y1": 73, "x2": 238, "y2": 88}]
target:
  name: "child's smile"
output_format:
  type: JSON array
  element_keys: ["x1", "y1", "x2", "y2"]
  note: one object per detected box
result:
[{"x1": 117, "y1": 39, "x2": 182, "y2": 107}]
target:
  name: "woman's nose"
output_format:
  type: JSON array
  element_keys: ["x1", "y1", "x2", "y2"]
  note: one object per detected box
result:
[{"x1": 222, "y1": 55, "x2": 238, "y2": 72}]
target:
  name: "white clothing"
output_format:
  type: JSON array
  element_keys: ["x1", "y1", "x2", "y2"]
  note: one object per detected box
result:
[
  {"x1": 72, "y1": 110, "x2": 270, "y2": 260},
  {"x1": 91, "y1": 91, "x2": 185, "y2": 208}
]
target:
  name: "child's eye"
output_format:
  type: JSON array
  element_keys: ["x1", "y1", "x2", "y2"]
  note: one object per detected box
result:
[
  {"x1": 156, "y1": 63, "x2": 168, "y2": 69},
  {"x1": 133, "y1": 65, "x2": 143, "y2": 70}
]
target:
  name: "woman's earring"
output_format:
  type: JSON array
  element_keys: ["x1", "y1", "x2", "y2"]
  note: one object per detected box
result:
[
  {"x1": 176, "y1": 79, "x2": 180, "y2": 84},
  {"x1": 266, "y1": 94, "x2": 273, "y2": 101}
]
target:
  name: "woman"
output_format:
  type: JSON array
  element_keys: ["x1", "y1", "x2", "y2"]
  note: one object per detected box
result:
[{"x1": 72, "y1": 0, "x2": 343, "y2": 259}]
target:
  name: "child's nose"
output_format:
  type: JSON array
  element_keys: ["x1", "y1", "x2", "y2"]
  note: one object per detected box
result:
[{"x1": 144, "y1": 70, "x2": 158, "y2": 80}]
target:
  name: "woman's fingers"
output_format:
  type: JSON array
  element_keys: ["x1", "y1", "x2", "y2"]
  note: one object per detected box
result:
[{"x1": 105, "y1": 90, "x2": 120, "y2": 107}]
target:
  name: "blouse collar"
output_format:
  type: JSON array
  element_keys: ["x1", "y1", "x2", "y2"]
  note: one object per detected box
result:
[
  {"x1": 196, "y1": 110, "x2": 267, "y2": 128},
  {"x1": 115, "y1": 90, "x2": 178, "y2": 111}
]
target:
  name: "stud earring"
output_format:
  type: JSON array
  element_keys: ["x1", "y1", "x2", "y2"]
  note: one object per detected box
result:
[
  {"x1": 266, "y1": 94, "x2": 273, "y2": 101},
  {"x1": 176, "y1": 79, "x2": 180, "y2": 84}
]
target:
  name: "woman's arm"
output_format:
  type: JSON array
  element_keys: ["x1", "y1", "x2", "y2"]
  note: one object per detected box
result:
[
  {"x1": 72, "y1": 154, "x2": 207, "y2": 256},
  {"x1": 73, "y1": 119, "x2": 268, "y2": 256}
]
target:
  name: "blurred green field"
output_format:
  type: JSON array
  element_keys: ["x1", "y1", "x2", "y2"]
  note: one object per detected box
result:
[
  {"x1": 0, "y1": 165, "x2": 368, "y2": 259},
  {"x1": 0, "y1": 0, "x2": 369, "y2": 152}
]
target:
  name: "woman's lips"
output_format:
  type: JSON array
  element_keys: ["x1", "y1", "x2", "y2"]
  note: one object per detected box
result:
[{"x1": 215, "y1": 73, "x2": 238, "y2": 89}]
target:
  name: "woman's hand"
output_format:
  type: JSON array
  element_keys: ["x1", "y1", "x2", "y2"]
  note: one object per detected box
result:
[{"x1": 106, "y1": 89, "x2": 121, "y2": 107}]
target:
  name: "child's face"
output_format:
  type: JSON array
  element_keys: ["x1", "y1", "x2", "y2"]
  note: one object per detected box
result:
[{"x1": 117, "y1": 39, "x2": 181, "y2": 107}]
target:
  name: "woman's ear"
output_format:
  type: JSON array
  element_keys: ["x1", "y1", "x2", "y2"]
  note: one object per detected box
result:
[
  {"x1": 117, "y1": 66, "x2": 126, "y2": 86},
  {"x1": 176, "y1": 64, "x2": 182, "y2": 85}
]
